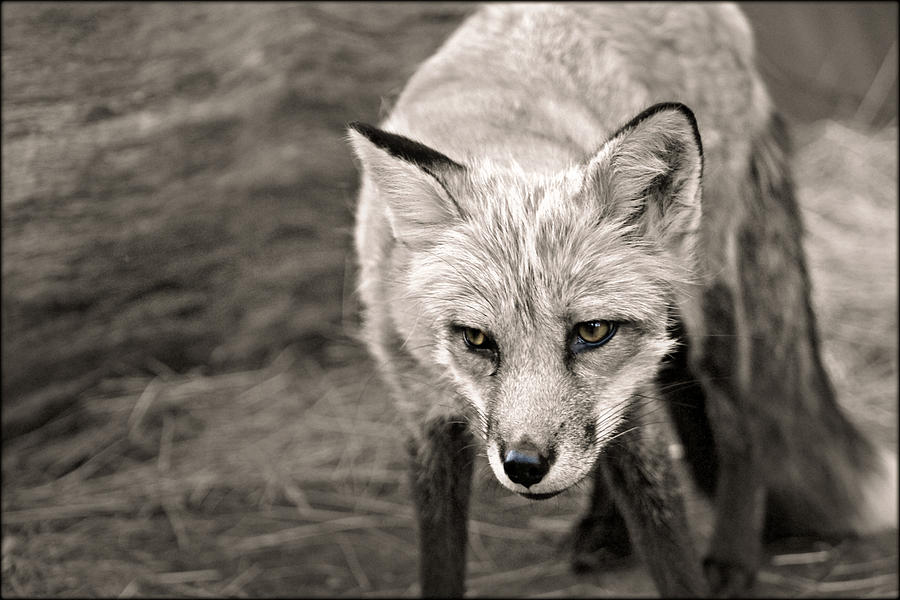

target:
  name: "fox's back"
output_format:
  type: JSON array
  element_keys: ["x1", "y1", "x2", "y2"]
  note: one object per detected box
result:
[{"x1": 385, "y1": 3, "x2": 770, "y2": 174}]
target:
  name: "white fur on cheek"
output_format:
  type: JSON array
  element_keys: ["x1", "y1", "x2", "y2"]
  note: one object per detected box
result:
[{"x1": 433, "y1": 344, "x2": 488, "y2": 431}]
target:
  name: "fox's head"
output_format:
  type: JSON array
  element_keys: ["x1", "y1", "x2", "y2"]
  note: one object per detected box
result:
[{"x1": 347, "y1": 103, "x2": 703, "y2": 498}]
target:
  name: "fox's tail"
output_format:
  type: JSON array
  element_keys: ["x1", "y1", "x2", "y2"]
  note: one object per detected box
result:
[
  {"x1": 670, "y1": 110, "x2": 897, "y2": 540},
  {"x1": 854, "y1": 446, "x2": 898, "y2": 533},
  {"x1": 761, "y1": 419, "x2": 897, "y2": 540},
  {"x1": 750, "y1": 112, "x2": 897, "y2": 539}
]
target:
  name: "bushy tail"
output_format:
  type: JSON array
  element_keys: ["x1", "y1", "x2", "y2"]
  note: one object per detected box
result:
[
  {"x1": 748, "y1": 112, "x2": 897, "y2": 539},
  {"x1": 854, "y1": 446, "x2": 898, "y2": 533},
  {"x1": 763, "y1": 423, "x2": 897, "y2": 540}
]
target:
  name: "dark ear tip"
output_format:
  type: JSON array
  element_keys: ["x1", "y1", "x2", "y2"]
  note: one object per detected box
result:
[
  {"x1": 649, "y1": 102, "x2": 702, "y2": 157},
  {"x1": 612, "y1": 102, "x2": 703, "y2": 158},
  {"x1": 634, "y1": 101, "x2": 697, "y2": 125},
  {"x1": 660, "y1": 102, "x2": 701, "y2": 147},
  {"x1": 658, "y1": 101, "x2": 696, "y2": 121},
  {"x1": 345, "y1": 122, "x2": 465, "y2": 171},
  {"x1": 347, "y1": 121, "x2": 373, "y2": 136}
]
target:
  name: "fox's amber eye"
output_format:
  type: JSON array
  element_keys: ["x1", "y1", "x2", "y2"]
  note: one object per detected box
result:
[
  {"x1": 576, "y1": 320, "x2": 614, "y2": 344},
  {"x1": 463, "y1": 327, "x2": 487, "y2": 348}
]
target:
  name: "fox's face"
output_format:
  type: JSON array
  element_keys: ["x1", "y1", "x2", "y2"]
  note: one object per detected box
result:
[{"x1": 349, "y1": 104, "x2": 703, "y2": 497}]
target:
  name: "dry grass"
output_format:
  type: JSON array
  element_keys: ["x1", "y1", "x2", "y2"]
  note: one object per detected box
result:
[
  {"x1": 1, "y1": 2, "x2": 476, "y2": 412},
  {"x1": 2, "y1": 3, "x2": 896, "y2": 597},
  {"x1": 2, "y1": 121, "x2": 897, "y2": 597}
]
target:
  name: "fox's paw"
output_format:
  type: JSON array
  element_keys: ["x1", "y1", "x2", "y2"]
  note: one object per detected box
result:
[
  {"x1": 570, "y1": 514, "x2": 633, "y2": 573},
  {"x1": 703, "y1": 556, "x2": 756, "y2": 597}
]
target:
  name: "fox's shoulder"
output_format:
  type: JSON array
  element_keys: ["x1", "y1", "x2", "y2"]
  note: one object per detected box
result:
[
  {"x1": 387, "y1": 2, "x2": 769, "y2": 169},
  {"x1": 464, "y1": 2, "x2": 755, "y2": 64}
]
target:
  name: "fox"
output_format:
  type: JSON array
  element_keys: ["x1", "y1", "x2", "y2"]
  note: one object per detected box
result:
[{"x1": 346, "y1": 3, "x2": 898, "y2": 598}]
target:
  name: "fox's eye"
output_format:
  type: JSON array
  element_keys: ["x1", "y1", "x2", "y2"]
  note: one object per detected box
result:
[
  {"x1": 463, "y1": 327, "x2": 488, "y2": 348},
  {"x1": 576, "y1": 321, "x2": 610, "y2": 343},
  {"x1": 574, "y1": 320, "x2": 617, "y2": 347},
  {"x1": 454, "y1": 324, "x2": 498, "y2": 356}
]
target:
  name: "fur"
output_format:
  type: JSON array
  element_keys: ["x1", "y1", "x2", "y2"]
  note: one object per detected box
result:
[{"x1": 347, "y1": 3, "x2": 897, "y2": 597}]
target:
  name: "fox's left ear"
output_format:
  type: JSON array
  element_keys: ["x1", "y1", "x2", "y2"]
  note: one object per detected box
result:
[
  {"x1": 347, "y1": 122, "x2": 466, "y2": 246},
  {"x1": 586, "y1": 102, "x2": 703, "y2": 259}
]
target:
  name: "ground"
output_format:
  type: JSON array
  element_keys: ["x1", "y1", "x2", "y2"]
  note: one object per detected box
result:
[{"x1": 2, "y1": 3, "x2": 897, "y2": 597}]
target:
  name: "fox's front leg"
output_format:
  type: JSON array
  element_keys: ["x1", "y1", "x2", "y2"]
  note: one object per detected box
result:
[
  {"x1": 703, "y1": 439, "x2": 766, "y2": 597},
  {"x1": 571, "y1": 462, "x2": 632, "y2": 572},
  {"x1": 599, "y1": 416, "x2": 708, "y2": 597},
  {"x1": 407, "y1": 415, "x2": 475, "y2": 598}
]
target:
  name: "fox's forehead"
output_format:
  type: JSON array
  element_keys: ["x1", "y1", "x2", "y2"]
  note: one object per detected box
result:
[
  {"x1": 411, "y1": 166, "x2": 673, "y2": 333},
  {"x1": 460, "y1": 161, "x2": 587, "y2": 217}
]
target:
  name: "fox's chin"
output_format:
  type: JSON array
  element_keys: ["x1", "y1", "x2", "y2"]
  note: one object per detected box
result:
[{"x1": 518, "y1": 490, "x2": 563, "y2": 500}]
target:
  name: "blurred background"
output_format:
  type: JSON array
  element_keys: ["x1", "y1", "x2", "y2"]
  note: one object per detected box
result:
[{"x1": 2, "y1": 2, "x2": 897, "y2": 597}]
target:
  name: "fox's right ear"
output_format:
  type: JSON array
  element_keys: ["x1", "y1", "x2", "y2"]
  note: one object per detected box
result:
[
  {"x1": 585, "y1": 103, "x2": 703, "y2": 262},
  {"x1": 347, "y1": 122, "x2": 466, "y2": 246}
]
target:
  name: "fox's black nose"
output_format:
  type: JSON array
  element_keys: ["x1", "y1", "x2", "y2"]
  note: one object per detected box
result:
[{"x1": 503, "y1": 444, "x2": 550, "y2": 487}]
